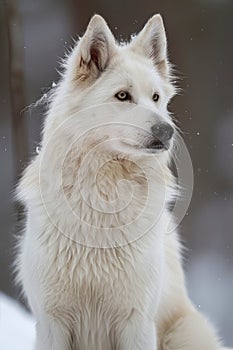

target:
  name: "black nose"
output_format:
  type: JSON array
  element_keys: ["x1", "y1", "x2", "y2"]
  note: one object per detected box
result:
[{"x1": 151, "y1": 123, "x2": 174, "y2": 143}]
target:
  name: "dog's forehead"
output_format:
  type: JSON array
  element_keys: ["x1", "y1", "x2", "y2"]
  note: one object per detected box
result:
[{"x1": 113, "y1": 48, "x2": 163, "y2": 91}]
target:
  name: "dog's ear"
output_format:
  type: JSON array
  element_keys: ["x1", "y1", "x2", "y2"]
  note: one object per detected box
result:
[
  {"x1": 74, "y1": 15, "x2": 116, "y2": 82},
  {"x1": 130, "y1": 14, "x2": 169, "y2": 77}
]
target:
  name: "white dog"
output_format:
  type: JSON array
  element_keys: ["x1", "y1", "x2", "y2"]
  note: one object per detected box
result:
[{"x1": 16, "y1": 14, "x2": 226, "y2": 349}]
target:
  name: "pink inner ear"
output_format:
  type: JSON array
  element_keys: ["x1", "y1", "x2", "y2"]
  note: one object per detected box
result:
[
  {"x1": 90, "y1": 46, "x2": 102, "y2": 71},
  {"x1": 89, "y1": 31, "x2": 109, "y2": 72}
]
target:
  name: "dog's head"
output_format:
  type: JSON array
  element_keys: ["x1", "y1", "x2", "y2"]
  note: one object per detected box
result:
[{"x1": 46, "y1": 14, "x2": 177, "y2": 163}]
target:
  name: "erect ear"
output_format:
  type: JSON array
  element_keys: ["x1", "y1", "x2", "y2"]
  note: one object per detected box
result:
[
  {"x1": 130, "y1": 14, "x2": 169, "y2": 77},
  {"x1": 74, "y1": 15, "x2": 116, "y2": 82}
]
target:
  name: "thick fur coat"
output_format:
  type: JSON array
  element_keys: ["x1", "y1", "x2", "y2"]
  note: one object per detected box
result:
[{"x1": 16, "y1": 14, "x2": 224, "y2": 349}]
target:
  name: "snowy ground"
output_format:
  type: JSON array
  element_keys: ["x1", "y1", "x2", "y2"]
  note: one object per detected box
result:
[
  {"x1": 0, "y1": 293, "x2": 35, "y2": 350},
  {"x1": 0, "y1": 293, "x2": 231, "y2": 349}
]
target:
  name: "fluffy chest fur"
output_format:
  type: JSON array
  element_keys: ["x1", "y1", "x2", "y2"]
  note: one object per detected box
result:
[{"x1": 17, "y1": 134, "x2": 170, "y2": 348}]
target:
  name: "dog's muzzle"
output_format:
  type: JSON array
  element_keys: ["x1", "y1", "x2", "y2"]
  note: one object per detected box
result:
[{"x1": 146, "y1": 123, "x2": 174, "y2": 151}]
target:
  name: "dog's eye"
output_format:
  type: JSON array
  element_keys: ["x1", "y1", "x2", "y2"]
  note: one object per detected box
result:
[
  {"x1": 152, "y1": 93, "x2": 160, "y2": 102},
  {"x1": 115, "y1": 91, "x2": 132, "y2": 102}
]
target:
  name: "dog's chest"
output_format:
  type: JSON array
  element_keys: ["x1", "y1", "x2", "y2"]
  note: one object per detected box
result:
[{"x1": 43, "y1": 232, "x2": 164, "y2": 316}]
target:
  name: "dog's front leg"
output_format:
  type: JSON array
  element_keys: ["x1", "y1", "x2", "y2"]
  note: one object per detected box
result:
[
  {"x1": 35, "y1": 315, "x2": 72, "y2": 350},
  {"x1": 118, "y1": 318, "x2": 157, "y2": 350}
]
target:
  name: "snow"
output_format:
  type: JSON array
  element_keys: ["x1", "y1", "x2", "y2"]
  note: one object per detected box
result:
[{"x1": 0, "y1": 293, "x2": 35, "y2": 350}]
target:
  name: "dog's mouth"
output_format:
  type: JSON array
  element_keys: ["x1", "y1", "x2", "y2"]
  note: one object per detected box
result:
[
  {"x1": 120, "y1": 138, "x2": 171, "y2": 153},
  {"x1": 145, "y1": 139, "x2": 169, "y2": 152}
]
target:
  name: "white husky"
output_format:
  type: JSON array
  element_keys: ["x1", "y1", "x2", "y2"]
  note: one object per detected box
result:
[{"x1": 16, "y1": 14, "x2": 225, "y2": 350}]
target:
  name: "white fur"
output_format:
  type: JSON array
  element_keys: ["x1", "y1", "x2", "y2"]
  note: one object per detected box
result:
[{"x1": 16, "y1": 14, "x2": 224, "y2": 349}]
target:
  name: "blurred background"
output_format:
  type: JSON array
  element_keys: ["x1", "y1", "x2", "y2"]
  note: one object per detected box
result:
[{"x1": 0, "y1": 0, "x2": 233, "y2": 347}]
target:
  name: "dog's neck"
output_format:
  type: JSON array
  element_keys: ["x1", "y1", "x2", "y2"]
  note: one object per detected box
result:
[
  {"x1": 50, "y1": 145, "x2": 174, "y2": 247},
  {"x1": 33, "y1": 137, "x2": 174, "y2": 247}
]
